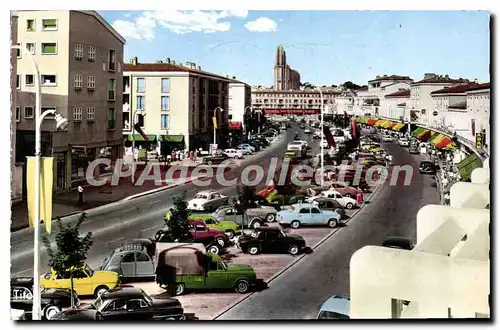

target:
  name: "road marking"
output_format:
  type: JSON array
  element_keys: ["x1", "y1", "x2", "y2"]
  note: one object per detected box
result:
[
  {"x1": 12, "y1": 269, "x2": 32, "y2": 277},
  {"x1": 106, "y1": 236, "x2": 125, "y2": 245}
]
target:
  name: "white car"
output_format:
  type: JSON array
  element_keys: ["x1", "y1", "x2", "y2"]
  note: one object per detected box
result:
[
  {"x1": 187, "y1": 190, "x2": 231, "y2": 211},
  {"x1": 236, "y1": 146, "x2": 252, "y2": 155},
  {"x1": 398, "y1": 138, "x2": 410, "y2": 147},
  {"x1": 320, "y1": 140, "x2": 329, "y2": 148},
  {"x1": 382, "y1": 135, "x2": 393, "y2": 142},
  {"x1": 309, "y1": 190, "x2": 358, "y2": 209},
  {"x1": 223, "y1": 148, "x2": 243, "y2": 159},
  {"x1": 304, "y1": 128, "x2": 312, "y2": 134}
]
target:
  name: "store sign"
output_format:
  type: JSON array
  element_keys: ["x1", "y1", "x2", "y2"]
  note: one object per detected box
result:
[
  {"x1": 210, "y1": 144, "x2": 218, "y2": 154},
  {"x1": 11, "y1": 286, "x2": 33, "y2": 300},
  {"x1": 475, "y1": 133, "x2": 483, "y2": 150}
]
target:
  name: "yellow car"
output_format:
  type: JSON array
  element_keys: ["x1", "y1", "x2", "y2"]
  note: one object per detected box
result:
[{"x1": 41, "y1": 265, "x2": 119, "y2": 297}]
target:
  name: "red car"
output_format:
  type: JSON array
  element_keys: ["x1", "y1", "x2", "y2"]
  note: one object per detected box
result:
[
  {"x1": 188, "y1": 220, "x2": 228, "y2": 248},
  {"x1": 328, "y1": 181, "x2": 361, "y2": 198}
]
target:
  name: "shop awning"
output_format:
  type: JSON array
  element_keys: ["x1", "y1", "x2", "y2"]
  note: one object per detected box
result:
[
  {"x1": 375, "y1": 120, "x2": 385, "y2": 127},
  {"x1": 384, "y1": 121, "x2": 395, "y2": 128},
  {"x1": 435, "y1": 136, "x2": 452, "y2": 149},
  {"x1": 357, "y1": 117, "x2": 368, "y2": 124},
  {"x1": 431, "y1": 134, "x2": 447, "y2": 146},
  {"x1": 229, "y1": 122, "x2": 242, "y2": 129},
  {"x1": 457, "y1": 154, "x2": 483, "y2": 181},
  {"x1": 417, "y1": 130, "x2": 432, "y2": 141},
  {"x1": 392, "y1": 123, "x2": 405, "y2": 131},
  {"x1": 411, "y1": 127, "x2": 425, "y2": 137},
  {"x1": 367, "y1": 118, "x2": 378, "y2": 126},
  {"x1": 162, "y1": 135, "x2": 185, "y2": 143},
  {"x1": 127, "y1": 134, "x2": 157, "y2": 142}
]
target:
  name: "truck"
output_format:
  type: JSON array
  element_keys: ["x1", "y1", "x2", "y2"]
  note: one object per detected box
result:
[
  {"x1": 155, "y1": 243, "x2": 258, "y2": 296},
  {"x1": 286, "y1": 143, "x2": 307, "y2": 158}
]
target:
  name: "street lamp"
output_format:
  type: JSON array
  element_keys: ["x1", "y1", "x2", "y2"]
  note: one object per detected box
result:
[
  {"x1": 12, "y1": 44, "x2": 69, "y2": 320},
  {"x1": 214, "y1": 107, "x2": 223, "y2": 151},
  {"x1": 131, "y1": 110, "x2": 146, "y2": 183},
  {"x1": 317, "y1": 87, "x2": 325, "y2": 187}
]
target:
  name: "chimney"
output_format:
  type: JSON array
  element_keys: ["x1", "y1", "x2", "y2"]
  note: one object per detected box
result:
[
  {"x1": 376, "y1": 75, "x2": 380, "y2": 79},
  {"x1": 232, "y1": 76, "x2": 236, "y2": 79},
  {"x1": 156, "y1": 60, "x2": 163, "y2": 64},
  {"x1": 444, "y1": 74, "x2": 449, "y2": 79},
  {"x1": 130, "y1": 57, "x2": 138, "y2": 65},
  {"x1": 166, "y1": 58, "x2": 171, "y2": 64},
  {"x1": 198, "y1": 66, "x2": 201, "y2": 70},
  {"x1": 424, "y1": 73, "x2": 436, "y2": 80}
]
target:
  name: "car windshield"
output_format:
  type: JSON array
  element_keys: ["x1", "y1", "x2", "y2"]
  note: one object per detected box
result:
[
  {"x1": 85, "y1": 265, "x2": 93, "y2": 277},
  {"x1": 92, "y1": 296, "x2": 104, "y2": 310},
  {"x1": 140, "y1": 289, "x2": 153, "y2": 305},
  {"x1": 318, "y1": 311, "x2": 350, "y2": 320},
  {"x1": 194, "y1": 194, "x2": 207, "y2": 199},
  {"x1": 219, "y1": 260, "x2": 227, "y2": 270}
]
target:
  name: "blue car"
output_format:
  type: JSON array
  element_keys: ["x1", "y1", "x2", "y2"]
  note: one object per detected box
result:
[
  {"x1": 238, "y1": 144, "x2": 256, "y2": 153},
  {"x1": 236, "y1": 145, "x2": 253, "y2": 155},
  {"x1": 317, "y1": 295, "x2": 350, "y2": 319},
  {"x1": 276, "y1": 203, "x2": 342, "y2": 229}
]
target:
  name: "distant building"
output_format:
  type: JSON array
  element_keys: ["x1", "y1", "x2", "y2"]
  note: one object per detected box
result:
[
  {"x1": 11, "y1": 12, "x2": 21, "y2": 200},
  {"x1": 228, "y1": 79, "x2": 251, "y2": 131},
  {"x1": 273, "y1": 45, "x2": 301, "y2": 91}
]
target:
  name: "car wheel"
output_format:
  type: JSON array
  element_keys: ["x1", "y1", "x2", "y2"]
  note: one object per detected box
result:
[
  {"x1": 225, "y1": 230, "x2": 235, "y2": 239},
  {"x1": 234, "y1": 279, "x2": 250, "y2": 293},
  {"x1": 345, "y1": 193, "x2": 352, "y2": 198},
  {"x1": 44, "y1": 305, "x2": 61, "y2": 320},
  {"x1": 328, "y1": 219, "x2": 338, "y2": 228},
  {"x1": 174, "y1": 283, "x2": 185, "y2": 296},
  {"x1": 266, "y1": 213, "x2": 276, "y2": 222},
  {"x1": 216, "y1": 237, "x2": 226, "y2": 247},
  {"x1": 207, "y1": 244, "x2": 220, "y2": 255},
  {"x1": 234, "y1": 155, "x2": 239, "y2": 159},
  {"x1": 288, "y1": 244, "x2": 299, "y2": 255},
  {"x1": 94, "y1": 285, "x2": 109, "y2": 298},
  {"x1": 291, "y1": 220, "x2": 300, "y2": 229},
  {"x1": 346, "y1": 202, "x2": 354, "y2": 210},
  {"x1": 251, "y1": 220, "x2": 262, "y2": 229},
  {"x1": 248, "y1": 246, "x2": 260, "y2": 255}
]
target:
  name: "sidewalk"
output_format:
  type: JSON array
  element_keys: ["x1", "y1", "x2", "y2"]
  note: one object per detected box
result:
[{"x1": 10, "y1": 163, "x2": 224, "y2": 232}]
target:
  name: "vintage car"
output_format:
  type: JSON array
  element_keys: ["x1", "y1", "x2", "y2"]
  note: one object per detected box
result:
[
  {"x1": 223, "y1": 148, "x2": 244, "y2": 159},
  {"x1": 52, "y1": 287, "x2": 184, "y2": 321},
  {"x1": 154, "y1": 225, "x2": 225, "y2": 255},
  {"x1": 309, "y1": 197, "x2": 347, "y2": 219},
  {"x1": 187, "y1": 213, "x2": 241, "y2": 238},
  {"x1": 100, "y1": 245, "x2": 155, "y2": 280},
  {"x1": 312, "y1": 190, "x2": 358, "y2": 209},
  {"x1": 238, "y1": 143, "x2": 256, "y2": 153},
  {"x1": 237, "y1": 227, "x2": 306, "y2": 255},
  {"x1": 209, "y1": 206, "x2": 267, "y2": 229},
  {"x1": 236, "y1": 145, "x2": 253, "y2": 155},
  {"x1": 277, "y1": 203, "x2": 343, "y2": 229},
  {"x1": 40, "y1": 265, "x2": 119, "y2": 298},
  {"x1": 317, "y1": 294, "x2": 350, "y2": 320},
  {"x1": 419, "y1": 161, "x2": 437, "y2": 174},
  {"x1": 187, "y1": 190, "x2": 231, "y2": 212},
  {"x1": 11, "y1": 277, "x2": 79, "y2": 320},
  {"x1": 327, "y1": 181, "x2": 360, "y2": 198}
]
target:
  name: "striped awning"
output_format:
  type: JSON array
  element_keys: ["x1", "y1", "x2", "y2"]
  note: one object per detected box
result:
[
  {"x1": 435, "y1": 136, "x2": 452, "y2": 149},
  {"x1": 417, "y1": 130, "x2": 432, "y2": 141},
  {"x1": 375, "y1": 120, "x2": 386, "y2": 127},
  {"x1": 411, "y1": 127, "x2": 425, "y2": 137},
  {"x1": 431, "y1": 134, "x2": 447, "y2": 146},
  {"x1": 383, "y1": 121, "x2": 395, "y2": 128},
  {"x1": 392, "y1": 123, "x2": 405, "y2": 131},
  {"x1": 367, "y1": 118, "x2": 378, "y2": 126},
  {"x1": 457, "y1": 154, "x2": 483, "y2": 181}
]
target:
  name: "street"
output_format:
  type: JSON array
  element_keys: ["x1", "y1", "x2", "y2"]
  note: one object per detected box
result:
[{"x1": 216, "y1": 141, "x2": 441, "y2": 320}]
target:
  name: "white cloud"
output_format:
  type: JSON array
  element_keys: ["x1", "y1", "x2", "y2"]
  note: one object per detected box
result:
[
  {"x1": 244, "y1": 17, "x2": 278, "y2": 32},
  {"x1": 112, "y1": 10, "x2": 248, "y2": 40}
]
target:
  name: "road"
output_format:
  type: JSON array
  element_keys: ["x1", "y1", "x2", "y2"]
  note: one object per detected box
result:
[
  {"x1": 11, "y1": 123, "x2": 316, "y2": 277},
  {"x1": 217, "y1": 140, "x2": 441, "y2": 320}
]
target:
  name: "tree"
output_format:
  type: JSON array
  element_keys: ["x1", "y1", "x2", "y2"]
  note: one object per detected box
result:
[
  {"x1": 342, "y1": 81, "x2": 361, "y2": 90},
  {"x1": 42, "y1": 213, "x2": 93, "y2": 308},
  {"x1": 161, "y1": 191, "x2": 191, "y2": 242},
  {"x1": 236, "y1": 185, "x2": 256, "y2": 231}
]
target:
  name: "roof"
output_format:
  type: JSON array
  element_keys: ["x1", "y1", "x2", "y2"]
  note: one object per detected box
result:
[
  {"x1": 319, "y1": 295, "x2": 350, "y2": 316},
  {"x1": 101, "y1": 287, "x2": 144, "y2": 300},
  {"x1": 76, "y1": 11, "x2": 126, "y2": 44},
  {"x1": 465, "y1": 82, "x2": 490, "y2": 92},
  {"x1": 412, "y1": 77, "x2": 469, "y2": 85},
  {"x1": 448, "y1": 101, "x2": 467, "y2": 110},
  {"x1": 369, "y1": 75, "x2": 412, "y2": 82},
  {"x1": 291, "y1": 203, "x2": 317, "y2": 208},
  {"x1": 124, "y1": 63, "x2": 231, "y2": 81},
  {"x1": 385, "y1": 89, "x2": 410, "y2": 98},
  {"x1": 431, "y1": 83, "x2": 480, "y2": 95}
]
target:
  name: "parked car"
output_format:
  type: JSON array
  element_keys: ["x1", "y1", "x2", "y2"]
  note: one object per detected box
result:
[
  {"x1": 409, "y1": 144, "x2": 420, "y2": 154},
  {"x1": 312, "y1": 191, "x2": 358, "y2": 209},
  {"x1": 238, "y1": 143, "x2": 256, "y2": 153},
  {"x1": 381, "y1": 135, "x2": 393, "y2": 142},
  {"x1": 223, "y1": 148, "x2": 243, "y2": 159},
  {"x1": 317, "y1": 294, "x2": 350, "y2": 319},
  {"x1": 309, "y1": 197, "x2": 347, "y2": 219},
  {"x1": 277, "y1": 203, "x2": 342, "y2": 229},
  {"x1": 187, "y1": 220, "x2": 229, "y2": 248},
  {"x1": 382, "y1": 236, "x2": 414, "y2": 250},
  {"x1": 100, "y1": 245, "x2": 155, "y2": 280},
  {"x1": 237, "y1": 227, "x2": 306, "y2": 255},
  {"x1": 328, "y1": 181, "x2": 360, "y2": 198},
  {"x1": 189, "y1": 215, "x2": 241, "y2": 239},
  {"x1": 40, "y1": 265, "x2": 119, "y2": 298},
  {"x1": 250, "y1": 195, "x2": 281, "y2": 211},
  {"x1": 187, "y1": 190, "x2": 231, "y2": 212},
  {"x1": 155, "y1": 245, "x2": 257, "y2": 295},
  {"x1": 53, "y1": 287, "x2": 185, "y2": 321},
  {"x1": 304, "y1": 128, "x2": 312, "y2": 134},
  {"x1": 235, "y1": 202, "x2": 278, "y2": 222},
  {"x1": 201, "y1": 154, "x2": 227, "y2": 165},
  {"x1": 419, "y1": 161, "x2": 437, "y2": 174},
  {"x1": 236, "y1": 146, "x2": 252, "y2": 155},
  {"x1": 154, "y1": 227, "x2": 224, "y2": 255},
  {"x1": 210, "y1": 205, "x2": 266, "y2": 229},
  {"x1": 11, "y1": 277, "x2": 79, "y2": 320},
  {"x1": 398, "y1": 138, "x2": 410, "y2": 147}
]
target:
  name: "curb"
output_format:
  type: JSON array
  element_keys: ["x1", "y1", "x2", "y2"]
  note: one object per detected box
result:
[{"x1": 213, "y1": 181, "x2": 384, "y2": 320}]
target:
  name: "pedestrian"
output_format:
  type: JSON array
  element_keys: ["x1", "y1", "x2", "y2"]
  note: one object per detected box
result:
[
  {"x1": 77, "y1": 185, "x2": 84, "y2": 205},
  {"x1": 356, "y1": 189, "x2": 364, "y2": 205},
  {"x1": 164, "y1": 208, "x2": 174, "y2": 224}
]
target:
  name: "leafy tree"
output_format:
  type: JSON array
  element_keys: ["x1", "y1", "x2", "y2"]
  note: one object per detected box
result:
[
  {"x1": 236, "y1": 185, "x2": 256, "y2": 231},
  {"x1": 160, "y1": 191, "x2": 191, "y2": 242},
  {"x1": 342, "y1": 81, "x2": 361, "y2": 90},
  {"x1": 42, "y1": 213, "x2": 93, "y2": 308}
]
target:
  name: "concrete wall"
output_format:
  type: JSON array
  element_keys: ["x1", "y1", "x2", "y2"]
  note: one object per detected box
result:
[{"x1": 228, "y1": 83, "x2": 247, "y2": 123}]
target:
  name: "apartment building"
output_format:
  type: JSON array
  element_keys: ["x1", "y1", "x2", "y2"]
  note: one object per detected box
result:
[
  {"x1": 11, "y1": 13, "x2": 21, "y2": 200},
  {"x1": 383, "y1": 89, "x2": 410, "y2": 122},
  {"x1": 123, "y1": 58, "x2": 231, "y2": 152},
  {"x1": 15, "y1": 10, "x2": 125, "y2": 192},
  {"x1": 466, "y1": 83, "x2": 490, "y2": 152},
  {"x1": 228, "y1": 80, "x2": 251, "y2": 128}
]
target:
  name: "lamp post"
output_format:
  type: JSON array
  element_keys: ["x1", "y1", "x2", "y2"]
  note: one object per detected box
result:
[
  {"x1": 317, "y1": 87, "x2": 325, "y2": 187},
  {"x1": 214, "y1": 107, "x2": 223, "y2": 151},
  {"x1": 13, "y1": 44, "x2": 69, "y2": 320},
  {"x1": 130, "y1": 110, "x2": 146, "y2": 183}
]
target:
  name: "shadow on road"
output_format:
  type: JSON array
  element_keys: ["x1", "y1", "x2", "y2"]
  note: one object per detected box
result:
[
  {"x1": 302, "y1": 247, "x2": 314, "y2": 254},
  {"x1": 184, "y1": 313, "x2": 199, "y2": 321},
  {"x1": 220, "y1": 252, "x2": 238, "y2": 262}
]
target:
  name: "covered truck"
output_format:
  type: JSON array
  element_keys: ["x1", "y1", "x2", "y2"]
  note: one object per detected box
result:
[{"x1": 155, "y1": 243, "x2": 257, "y2": 296}]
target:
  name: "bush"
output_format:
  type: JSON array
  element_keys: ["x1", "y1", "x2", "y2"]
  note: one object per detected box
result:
[
  {"x1": 289, "y1": 195, "x2": 306, "y2": 204},
  {"x1": 188, "y1": 214, "x2": 215, "y2": 221}
]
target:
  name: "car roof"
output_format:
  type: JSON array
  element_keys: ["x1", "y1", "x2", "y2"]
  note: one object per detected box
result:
[
  {"x1": 196, "y1": 190, "x2": 216, "y2": 194},
  {"x1": 101, "y1": 287, "x2": 145, "y2": 300},
  {"x1": 312, "y1": 197, "x2": 339, "y2": 203},
  {"x1": 319, "y1": 295, "x2": 350, "y2": 315},
  {"x1": 292, "y1": 203, "x2": 318, "y2": 208}
]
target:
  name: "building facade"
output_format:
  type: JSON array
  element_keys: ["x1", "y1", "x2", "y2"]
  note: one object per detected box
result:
[
  {"x1": 15, "y1": 10, "x2": 125, "y2": 191},
  {"x1": 228, "y1": 80, "x2": 251, "y2": 127},
  {"x1": 273, "y1": 45, "x2": 301, "y2": 91},
  {"x1": 466, "y1": 83, "x2": 490, "y2": 152},
  {"x1": 11, "y1": 13, "x2": 21, "y2": 200},
  {"x1": 123, "y1": 58, "x2": 231, "y2": 152},
  {"x1": 383, "y1": 89, "x2": 410, "y2": 122}
]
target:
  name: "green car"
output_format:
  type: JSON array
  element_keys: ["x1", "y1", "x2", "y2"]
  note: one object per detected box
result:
[
  {"x1": 156, "y1": 252, "x2": 257, "y2": 295},
  {"x1": 188, "y1": 214, "x2": 241, "y2": 239}
]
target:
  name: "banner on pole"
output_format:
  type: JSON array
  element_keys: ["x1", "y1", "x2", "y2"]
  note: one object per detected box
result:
[
  {"x1": 26, "y1": 156, "x2": 54, "y2": 233},
  {"x1": 212, "y1": 117, "x2": 217, "y2": 129}
]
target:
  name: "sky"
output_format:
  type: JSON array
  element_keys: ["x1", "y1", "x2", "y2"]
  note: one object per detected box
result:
[{"x1": 99, "y1": 10, "x2": 490, "y2": 86}]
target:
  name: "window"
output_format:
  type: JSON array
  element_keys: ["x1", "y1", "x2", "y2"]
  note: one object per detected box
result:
[
  {"x1": 16, "y1": 75, "x2": 20, "y2": 89},
  {"x1": 73, "y1": 107, "x2": 82, "y2": 122},
  {"x1": 41, "y1": 42, "x2": 57, "y2": 54},
  {"x1": 161, "y1": 114, "x2": 169, "y2": 129},
  {"x1": 87, "y1": 107, "x2": 95, "y2": 121},
  {"x1": 15, "y1": 106, "x2": 20, "y2": 122},
  {"x1": 161, "y1": 78, "x2": 170, "y2": 93},
  {"x1": 135, "y1": 252, "x2": 150, "y2": 262},
  {"x1": 16, "y1": 43, "x2": 21, "y2": 58},
  {"x1": 107, "y1": 78, "x2": 115, "y2": 101},
  {"x1": 42, "y1": 19, "x2": 57, "y2": 31},
  {"x1": 87, "y1": 76, "x2": 95, "y2": 90},
  {"x1": 136, "y1": 78, "x2": 145, "y2": 93},
  {"x1": 128, "y1": 299, "x2": 148, "y2": 309},
  {"x1": 122, "y1": 253, "x2": 135, "y2": 263},
  {"x1": 299, "y1": 208, "x2": 309, "y2": 214},
  {"x1": 107, "y1": 49, "x2": 116, "y2": 71},
  {"x1": 24, "y1": 106, "x2": 34, "y2": 119},
  {"x1": 26, "y1": 19, "x2": 35, "y2": 31},
  {"x1": 88, "y1": 46, "x2": 96, "y2": 62},
  {"x1": 73, "y1": 269, "x2": 88, "y2": 279},
  {"x1": 74, "y1": 74, "x2": 83, "y2": 89},
  {"x1": 196, "y1": 225, "x2": 207, "y2": 231},
  {"x1": 107, "y1": 108, "x2": 116, "y2": 129},
  {"x1": 161, "y1": 96, "x2": 169, "y2": 111},
  {"x1": 135, "y1": 114, "x2": 145, "y2": 127},
  {"x1": 311, "y1": 207, "x2": 321, "y2": 214},
  {"x1": 25, "y1": 74, "x2": 34, "y2": 86},
  {"x1": 136, "y1": 96, "x2": 145, "y2": 110},
  {"x1": 74, "y1": 43, "x2": 83, "y2": 59},
  {"x1": 41, "y1": 74, "x2": 57, "y2": 86},
  {"x1": 26, "y1": 42, "x2": 35, "y2": 55}
]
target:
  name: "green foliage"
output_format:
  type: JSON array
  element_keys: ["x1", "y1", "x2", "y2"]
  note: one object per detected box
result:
[
  {"x1": 161, "y1": 191, "x2": 191, "y2": 242},
  {"x1": 236, "y1": 185, "x2": 256, "y2": 210},
  {"x1": 42, "y1": 213, "x2": 93, "y2": 276}
]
